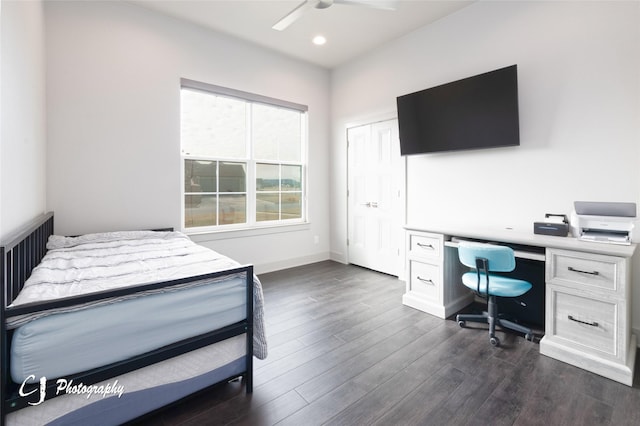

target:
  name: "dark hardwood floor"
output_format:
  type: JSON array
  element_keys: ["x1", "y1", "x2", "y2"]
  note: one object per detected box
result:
[{"x1": 139, "y1": 260, "x2": 640, "y2": 425}]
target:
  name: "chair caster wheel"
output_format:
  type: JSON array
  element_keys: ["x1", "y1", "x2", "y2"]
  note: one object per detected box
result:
[
  {"x1": 525, "y1": 333, "x2": 535, "y2": 342},
  {"x1": 458, "y1": 320, "x2": 466, "y2": 328},
  {"x1": 490, "y1": 336, "x2": 500, "y2": 347}
]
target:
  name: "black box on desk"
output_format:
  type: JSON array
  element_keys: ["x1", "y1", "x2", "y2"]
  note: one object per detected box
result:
[{"x1": 533, "y1": 222, "x2": 569, "y2": 237}]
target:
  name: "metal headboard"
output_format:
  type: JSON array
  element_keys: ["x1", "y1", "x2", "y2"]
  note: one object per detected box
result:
[
  {"x1": 1, "y1": 212, "x2": 53, "y2": 421},
  {"x1": 1, "y1": 212, "x2": 54, "y2": 307}
]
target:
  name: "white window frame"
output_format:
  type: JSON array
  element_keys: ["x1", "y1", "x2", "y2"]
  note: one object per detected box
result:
[{"x1": 180, "y1": 78, "x2": 309, "y2": 235}]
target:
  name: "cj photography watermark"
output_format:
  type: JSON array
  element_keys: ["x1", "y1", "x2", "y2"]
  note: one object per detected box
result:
[{"x1": 19, "y1": 375, "x2": 125, "y2": 406}]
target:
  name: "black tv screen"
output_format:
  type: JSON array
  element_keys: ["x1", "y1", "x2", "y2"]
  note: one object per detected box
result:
[{"x1": 396, "y1": 65, "x2": 520, "y2": 155}]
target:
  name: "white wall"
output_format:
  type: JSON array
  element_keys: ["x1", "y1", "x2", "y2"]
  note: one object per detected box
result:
[
  {"x1": 330, "y1": 1, "x2": 640, "y2": 323},
  {"x1": 0, "y1": 0, "x2": 47, "y2": 240},
  {"x1": 45, "y1": 1, "x2": 331, "y2": 273}
]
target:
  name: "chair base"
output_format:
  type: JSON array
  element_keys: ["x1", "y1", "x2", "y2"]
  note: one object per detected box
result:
[{"x1": 456, "y1": 295, "x2": 534, "y2": 346}]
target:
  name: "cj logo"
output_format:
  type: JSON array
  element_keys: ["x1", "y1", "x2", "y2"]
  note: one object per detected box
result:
[
  {"x1": 19, "y1": 375, "x2": 47, "y2": 406},
  {"x1": 18, "y1": 375, "x2": 125, "y2": 405}
]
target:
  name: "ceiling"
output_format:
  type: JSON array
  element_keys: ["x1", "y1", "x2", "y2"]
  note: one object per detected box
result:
[{"x1": 129, "y1": 0, "x2": 474, "y2": 69}]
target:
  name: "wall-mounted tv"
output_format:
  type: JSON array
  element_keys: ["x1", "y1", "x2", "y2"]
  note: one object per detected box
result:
[{"x1": 396, "y1": 65, "x2": 520, "y2": 155}]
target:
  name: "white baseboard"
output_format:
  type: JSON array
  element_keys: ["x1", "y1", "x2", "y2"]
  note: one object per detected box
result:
[
  {"x1": 253, "y1": 252, "x2": 331, "y2": 275},
  {"x1": 329, "y1": 251, "x2": 347, "y2": 264}
]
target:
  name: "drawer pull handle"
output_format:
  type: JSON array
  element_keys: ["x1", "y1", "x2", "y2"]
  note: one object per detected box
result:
[
  {"x1": 417, "y1": 276, "x2": 435, "y2": 285},
  {"x1": 567, "y1": 266, "x2": 599, "y2": 276},
  {"x1": 417, "y1": 243, "x2": 434, "y2": 250},
  {"x1": 568, "y1": 315, "x2": 599, "y2": 327}
]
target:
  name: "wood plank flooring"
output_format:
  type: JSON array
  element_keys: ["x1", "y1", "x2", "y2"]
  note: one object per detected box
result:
[{"x1": 137, "y1": 260, "x2": 640, "y2": 425}]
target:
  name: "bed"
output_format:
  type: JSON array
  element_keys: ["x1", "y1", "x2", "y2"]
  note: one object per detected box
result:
[{"x1": 1, "y1": 212, "x2": 267, "y2": 425}]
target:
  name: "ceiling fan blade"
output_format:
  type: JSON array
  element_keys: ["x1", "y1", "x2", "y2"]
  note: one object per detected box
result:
[
  {"x1": 272, "y1": 0, "x2": 318, "y2": 31},
  {"x1": 334, "y1": 0, "x2": 398, "y2": 10}
]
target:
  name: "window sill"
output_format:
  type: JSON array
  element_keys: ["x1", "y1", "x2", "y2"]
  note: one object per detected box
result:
[{"x1": 186, "y1": 222, "x2": 311, "y2": 242}]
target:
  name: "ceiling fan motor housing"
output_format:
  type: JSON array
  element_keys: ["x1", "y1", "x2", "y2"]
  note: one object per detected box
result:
[{"x1": 316, "y1": 0, "x2": 334, "y2": 9}]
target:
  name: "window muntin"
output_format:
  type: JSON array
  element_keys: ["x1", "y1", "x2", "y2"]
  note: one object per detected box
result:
[
  {"x1": 184, "y1": 160, "x2": 247, "y2": 228},
  {"x1": 180, "y1": 80, "x2": 307, "y2": 231},
  {"x1": 255, "y1": 164, "x2": 303, "y2": 222}
]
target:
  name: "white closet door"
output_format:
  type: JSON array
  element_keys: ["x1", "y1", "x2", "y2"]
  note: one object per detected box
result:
[{"x1": 347, "y1": 119, "x2": 402, "y2": 276}]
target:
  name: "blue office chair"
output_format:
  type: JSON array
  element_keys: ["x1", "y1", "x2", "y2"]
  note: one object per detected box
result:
[{"x1": 455, "y1": 241, "x2": 535, "y2": 347}]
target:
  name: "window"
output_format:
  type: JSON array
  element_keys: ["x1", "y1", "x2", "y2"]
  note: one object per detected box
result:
[{"x1": 180, "y1": 79, "x2": 307, "y2": 231}]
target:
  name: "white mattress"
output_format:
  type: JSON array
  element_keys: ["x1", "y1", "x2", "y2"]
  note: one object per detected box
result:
[
  {"x1": 7, "y1": 334, "x2": 246, "y2": 426},
  {"x1": 9, "y1": 230, "x2": 250, "y2": 316},
  {"x1": 11, "y1": 275, "x2": 246, "y2": 383}
]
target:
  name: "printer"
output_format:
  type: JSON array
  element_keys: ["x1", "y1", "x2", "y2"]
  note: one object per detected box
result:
[{"x1": 570, "y1": 201, "x2": 636, "y2": 245}]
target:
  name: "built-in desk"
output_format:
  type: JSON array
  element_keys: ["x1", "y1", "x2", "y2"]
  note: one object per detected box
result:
[{"x1": 404, "y1": 225, "x2": 637, "y2": 386}]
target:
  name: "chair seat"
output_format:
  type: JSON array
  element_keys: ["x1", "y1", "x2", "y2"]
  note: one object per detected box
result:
[{"x1": 462, "y1": 272, "x2": 532, "y2": 297}]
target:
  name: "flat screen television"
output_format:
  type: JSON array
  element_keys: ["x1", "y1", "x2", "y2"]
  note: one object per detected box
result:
[{"x1": 396, "y1": 65, "x2": 520, "y2": 155}]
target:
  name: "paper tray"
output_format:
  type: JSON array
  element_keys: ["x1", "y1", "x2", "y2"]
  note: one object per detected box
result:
[{"x1": 580, "y1": 229, "x2": 631, "y2": 245}]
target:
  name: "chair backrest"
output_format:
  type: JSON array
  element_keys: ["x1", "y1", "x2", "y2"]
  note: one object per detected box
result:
[{"x1": 457, "y1": 241, "x2": 516, "y2": 272}]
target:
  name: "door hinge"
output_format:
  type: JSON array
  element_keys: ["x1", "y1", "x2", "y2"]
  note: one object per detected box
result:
[{"x1": 347, "y1": 238, "x2": 350, "y2": 246}]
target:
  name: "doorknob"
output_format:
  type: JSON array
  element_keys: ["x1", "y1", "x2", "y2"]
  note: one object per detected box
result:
[{"x1": 361, "y1": 202, "x2": 371, "y2": 207}]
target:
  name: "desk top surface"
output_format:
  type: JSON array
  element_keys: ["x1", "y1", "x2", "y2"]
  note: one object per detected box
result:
[{"x1": 405, "y1": 224, "x2": 636, "y2": 258}]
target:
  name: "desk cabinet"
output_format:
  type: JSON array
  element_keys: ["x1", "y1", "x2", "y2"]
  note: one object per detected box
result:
[
  {"x1": 402, "y1": 230, "x2": 473, "y2": 318},
  {"x1": 403, "y1": 225, "x2": 636, "y2": 386},
  {"x1": 540, "y1": 248, "x2": 636, "y2": 386}
]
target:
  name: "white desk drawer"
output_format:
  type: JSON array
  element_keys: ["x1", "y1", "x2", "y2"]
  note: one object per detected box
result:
[
  {"x1": 408, "y1": 261, "x2": 440, "y2": 302},
  {"x1": 547, "y1": 249, "x2": 623, "y2": 294},
  {"x1": 549, "y1": 287, "x2": 618, "y2": 358},
  {"x1": 408, "y1": 234, "x2": 441, "y2": 260}
]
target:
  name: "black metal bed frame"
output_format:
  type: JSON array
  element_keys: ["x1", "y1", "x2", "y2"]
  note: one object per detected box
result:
[{"x1": 1, "y1": 212, "x2": 254, "y2": 425}]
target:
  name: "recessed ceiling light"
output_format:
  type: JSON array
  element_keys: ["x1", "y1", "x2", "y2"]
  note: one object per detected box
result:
[{"x1": 312, "y1": 35, "x2": 327, "y2": 46}]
